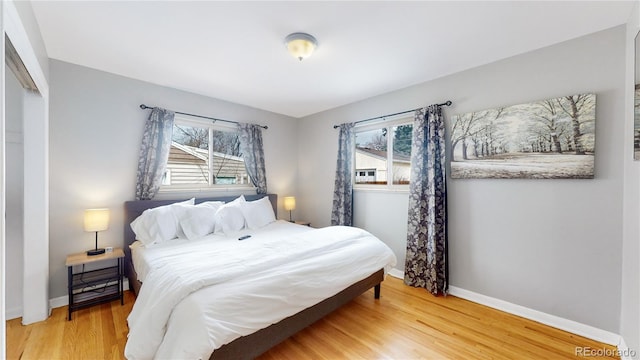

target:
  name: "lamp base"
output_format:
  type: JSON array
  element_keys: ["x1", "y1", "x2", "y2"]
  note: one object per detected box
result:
[{"x1": 87, "y1": 248, "x2": 106, "y2": 256}]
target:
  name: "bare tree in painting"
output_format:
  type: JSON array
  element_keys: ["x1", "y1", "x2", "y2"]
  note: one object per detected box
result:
[
  {"x1": 451, "y1": 111, "x2": 487, "y2": 161},
  {"x1": 562, "y1": 133, "x2": 574, "y2": 152},
  {"x1": 481, "y1": 108, "x2": 505, "y2": 156},
  {"x1": 451, "y1": 112, "x2": 475, "y2": 161},
  {"x1": 471, "y1": 131, "x2": 482, "y2": 158},
  {"x1": 479, "y1": 124, "x2": 497, "y2": 157},
  {"x1": 530, "y1": 100, "x2": 567, "y2": 153},
  {"x1": 452, "y1": 108, "x2": 505, "y2": 160},
  {"x1": 529, "y1": 128, "x2": 553, "y2": 153},
  {"x1": 556, "y1": 94, "x2": 594, "y2": 155}
]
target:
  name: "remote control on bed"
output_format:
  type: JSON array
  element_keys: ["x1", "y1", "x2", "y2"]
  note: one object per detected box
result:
[{"x1": 238, "y1": 235, "x2": 251, "y2": 241}]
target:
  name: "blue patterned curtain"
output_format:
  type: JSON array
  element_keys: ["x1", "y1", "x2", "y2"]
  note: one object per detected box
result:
[
  {"x1": 331, "y1": 123, "x2": 355, "y2": 226},
  {"x1": 404, "y1": 105, "x2": 448, "y2": 295},
  {"x1": 238, "y1": 123, "x2": 267, "y2": 194},
  {"x1": 135, "y1": 107, "x2": 175, "y2": 200}
]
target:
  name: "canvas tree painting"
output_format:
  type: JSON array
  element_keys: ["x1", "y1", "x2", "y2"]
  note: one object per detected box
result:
[{"x1": 450, "y1": 94, "x2": 596, "y2": 179}]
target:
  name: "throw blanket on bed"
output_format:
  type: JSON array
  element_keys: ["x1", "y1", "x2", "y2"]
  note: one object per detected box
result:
[{"x1": 125, "y1": 226, "x2": 396, "y2": 360}]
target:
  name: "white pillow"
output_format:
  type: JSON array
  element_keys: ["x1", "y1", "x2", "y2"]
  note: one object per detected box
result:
[
  {"x1": 241, "y1": 196, "x2": 276, "y2": 229},
  {"x1": 198, "y1": 201, "x2": 225, "y2": 209},
  {"x1": 179, "y1": 207, "x2": 218, "y2": 240},
  {"x1": 178, "y1": 201, "x2": 224, "y2": 241},
  {"x1": 171, "y1": 203, "x2": 195, "y2": 239},
  {"x1": 234, "y1": 195, "x2": 246, "y2": 204},
  {"x1": 214, "y1": 206, "x2": 245, "y2": 235},
  {"x1": 130, "y1": 198, "x2": 195, "y2": 246},
  {"x1": 214, "y1": 196, "x2": 246, "y2": 235}
]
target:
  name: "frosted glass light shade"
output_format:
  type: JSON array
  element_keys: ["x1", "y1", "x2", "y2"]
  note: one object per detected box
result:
[
  {"x1": 283, "y1": 197, "x2": 296, "y2": 211},
  {"x1": 84, "y1": 208, "x2": 110, "y2": 232},
  {"x1": 285, "y1": 33, "x2": 318, "y2": 61}
]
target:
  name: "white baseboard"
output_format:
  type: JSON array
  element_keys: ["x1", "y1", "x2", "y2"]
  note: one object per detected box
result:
[
  {"x1": 6, "y1": 306, "x2": 23, "y2": 321},
  {"x1": 388, "y1": 268, "x2": 404, "y2": 279},
  {"x1": 8, "y1": 279, "x2": 130, "y2": 321},
  {"x1": 617, "y1": 337, "x2": 638, "y2": 360},
  {"x1": 383, "y1": 269, "x2": 622, "y2": 347},
  {"x1": 48, "y1": 294, "x2": 68, "y2": 310},
  {"x1": 448, "y1": 285, "x2": 621, "y2": 346}
]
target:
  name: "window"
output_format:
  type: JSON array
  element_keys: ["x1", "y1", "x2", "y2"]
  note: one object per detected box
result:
[
  {"x1": 161, "y1": 169, "x2": 171, "y2": 185},
  {"x1": 355, "y1": 168, "x2": 377, "y2": 183},
  {"x1": 392, "y1": 124, "x2": 413, "y2": 185},
  {"x1": 161, "y1": 116, "x2": 251, "y2": 190},
  {"x1": 354, "y1": 118, "x2": 413, "y2": 188}
]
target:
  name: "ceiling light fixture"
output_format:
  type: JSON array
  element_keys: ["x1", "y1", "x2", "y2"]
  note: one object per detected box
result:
[{"x1": 285, "y1": 32, "x2": 318, "y2": 61}]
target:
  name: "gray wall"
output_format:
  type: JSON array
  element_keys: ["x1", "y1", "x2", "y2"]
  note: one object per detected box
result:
[
  {"x1": 48, "y1": 60, "x2": 299, "y2": 298},
  {"x1": 298, "y1": 26, "x2": 625, "y2": 333}
]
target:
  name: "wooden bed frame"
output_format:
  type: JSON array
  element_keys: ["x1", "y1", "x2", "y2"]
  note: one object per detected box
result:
[{"x1": 123, "y1": 194, "x2": 384, "y2": 360}]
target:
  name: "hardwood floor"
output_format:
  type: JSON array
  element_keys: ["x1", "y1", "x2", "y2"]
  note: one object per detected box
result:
[
  {"x1": 7, "y1": 291, "x2": 134, "y2": 360},
  {"x1": 7, "y1": 276, "x2": 619, "y2": 359}
]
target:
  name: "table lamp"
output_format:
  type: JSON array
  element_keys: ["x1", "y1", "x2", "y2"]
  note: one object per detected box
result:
[
  {"x1": 283, "y1": 196, "x2": 296, "y2": 222},
  {"x1": 84, "y1": 208, "x2": 110, "y2": 256}
]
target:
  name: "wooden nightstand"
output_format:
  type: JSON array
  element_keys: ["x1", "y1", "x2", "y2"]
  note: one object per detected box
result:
[
  {"x1": 294, "y1": 221, "x2": 311, "y2": 227},
  {"x1": 65, "y1": 248, "x2": 124, "y2": 320}
]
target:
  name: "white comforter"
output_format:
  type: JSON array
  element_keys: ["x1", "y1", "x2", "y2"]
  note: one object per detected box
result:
[{"x1": 125, "y1": 222, "x2": 396, "y2": 360}]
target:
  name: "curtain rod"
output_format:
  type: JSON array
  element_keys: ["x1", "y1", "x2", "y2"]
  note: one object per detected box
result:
[
  {"x1": 139, "y1": 104, "x2": 268, "y2": 129},
  {"x1": 332, "y1": 101, "x2": 452, "y2": 129}
]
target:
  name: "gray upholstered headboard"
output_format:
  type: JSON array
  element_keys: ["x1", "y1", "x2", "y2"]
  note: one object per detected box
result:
[{"x1": 123, "y1": 193, "x2": 277, "y2": 293}]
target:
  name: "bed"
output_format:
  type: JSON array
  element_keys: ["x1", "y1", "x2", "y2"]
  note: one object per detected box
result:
[{"x1": 123, "y1": 194, "x2": 396, "y2": 359}]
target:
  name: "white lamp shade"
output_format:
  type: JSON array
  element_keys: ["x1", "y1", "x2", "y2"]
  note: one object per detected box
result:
[
  {"x1": 84, "y1": 208, "x2": 110, "y2": 232},
  {"x1": 283, "y1": 197, "x2": 296, "y2": 211}
]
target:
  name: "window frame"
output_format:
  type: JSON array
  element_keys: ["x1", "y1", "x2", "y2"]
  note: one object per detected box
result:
[
  {"x1": 158, "y1": 115, "x2": 255, "y2": 193},
  {"x1": 353, "y1": 115, "x2": 414, "y2": 191}
]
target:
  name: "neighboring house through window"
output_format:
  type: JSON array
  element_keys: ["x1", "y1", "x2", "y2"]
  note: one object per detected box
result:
[
  {"x1": 355, "y1": 168, "x2": 377, "y2": 183},
  {"x1": 354, "y1": 116, "x2": 413, "y2": 188},
  {"x1": 161, "y1": 115, "x2": 252, "y2": 190}
]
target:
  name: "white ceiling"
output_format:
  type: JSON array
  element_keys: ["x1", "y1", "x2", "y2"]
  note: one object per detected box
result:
[{"x1": 31, "y1": 1, "x2": 635, "y2": 118}]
